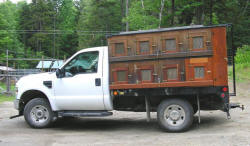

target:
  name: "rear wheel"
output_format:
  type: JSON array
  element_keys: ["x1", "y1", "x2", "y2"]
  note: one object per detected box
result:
[
  {"x1": 157, "y1": 98, "x2": 194, "y2": 132},
  {"x1": 24, "y1": 98, "x2": 54, "y2": 128}
]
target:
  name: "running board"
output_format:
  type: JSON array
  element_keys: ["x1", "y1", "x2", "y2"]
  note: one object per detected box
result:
[
  {"x1": 9, "y1": 114, "x2": 22, "y2": 119},
  {"x1": 57, "y1": 111, "x2": 113, "y2": 117}
]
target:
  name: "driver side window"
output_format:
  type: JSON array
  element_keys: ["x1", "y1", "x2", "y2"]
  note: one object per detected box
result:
[{"x1": 64, "y1": 51, "x2": 99, "y2": 77}]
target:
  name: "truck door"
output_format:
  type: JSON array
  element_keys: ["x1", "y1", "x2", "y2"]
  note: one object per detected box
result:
[{"x1": 54, "y1": 50, "x2": 105, "y2": 110}]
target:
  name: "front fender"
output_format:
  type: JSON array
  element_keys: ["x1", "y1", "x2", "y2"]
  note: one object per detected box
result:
[
  {"x1": 18, "y1": 86, "x2": 58, "y2": 111},
  {"x1": 16, "y1": 73, "x2": 59, "y2": 111}
]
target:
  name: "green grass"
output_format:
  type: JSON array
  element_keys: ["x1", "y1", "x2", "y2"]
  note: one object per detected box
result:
[
  {"x1": 0, "y1": 82, "x2": 15, "y2": 91},
  {"x1": 228, "y1": 45, "x2": 250, "y2": 82},
  {"x1": 228, "y1": 64, "x2": 250, "y2": 82},
  {"x1": 0, "y1": 82, "x2": 15, "y2": 104},
  {"x1": 0, "y1": 94, "x2": 15, "y2": 104}
]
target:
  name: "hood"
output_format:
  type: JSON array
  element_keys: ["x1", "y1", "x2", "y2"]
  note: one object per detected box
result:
[{"x1": 16, "y1": 72, "x2": 55, "y2": 87}]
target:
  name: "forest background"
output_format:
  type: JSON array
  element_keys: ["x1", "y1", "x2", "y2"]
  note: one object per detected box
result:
[{"x1": 0, "y1": 0, "x2": 249, "y2": 68}]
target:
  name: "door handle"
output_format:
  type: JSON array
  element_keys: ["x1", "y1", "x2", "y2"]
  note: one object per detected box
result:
[{"x1": 95, "y1": 78, "x2": 101, "y2": 86}]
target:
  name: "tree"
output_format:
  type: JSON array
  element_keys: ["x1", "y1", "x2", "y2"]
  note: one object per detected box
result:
[
  {"x1": 0, "y1": 1, "x2": 24, "y2": 67},
  {"x1": 0, "y1": 1, "x2": 23, "y2": 52},
  {"x1": 125, "y1": 0, "x2": 160, "y2": 30},
  {"x1": 18, "y1": 0, "x2": 55, "y2": 57},
  {"x1": 77, "y1": 0, "x2": 122, "y2": 49},
  {"x1": 57, "y1": 0, "x2": 78, "y2": 57},
  {"x1": 0, "y1": 0, "x2": 248, "y2": 69}
]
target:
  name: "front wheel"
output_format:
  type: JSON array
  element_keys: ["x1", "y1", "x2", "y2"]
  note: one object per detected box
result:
[
  {"x1": 157, "y1": 98, "x2": 194, "y2": 132},
  {"x1": 24, "y1": 98, "x2": 54, "y2": 128}
]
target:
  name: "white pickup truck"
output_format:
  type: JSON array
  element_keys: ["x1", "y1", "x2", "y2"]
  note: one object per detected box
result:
[{"x1": 12, "y1": 25, "x2": 243, "y2": 132}]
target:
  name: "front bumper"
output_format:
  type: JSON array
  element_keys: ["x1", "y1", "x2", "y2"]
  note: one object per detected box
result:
[{"x1": 14, "y1": 99, "x2": 19, "y2": 110}]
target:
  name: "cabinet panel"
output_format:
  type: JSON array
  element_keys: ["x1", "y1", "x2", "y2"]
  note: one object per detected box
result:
[
  {"x1": 185, "y1": 57, "x2": 212, "y2": 81},
  {"x1": 188, "y1": 30, "x2": 212, "y2": 52},
  {"x1": 136, "y1": 37, "x2": 154, "y2": 55},
  {"x1": 109, "y1": 39, "x2": 128, "y2": 57}
]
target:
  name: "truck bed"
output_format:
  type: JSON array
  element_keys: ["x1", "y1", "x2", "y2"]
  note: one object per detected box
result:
[{"x1": 107, "y1": 25, "x2": 228, "y2": 90}]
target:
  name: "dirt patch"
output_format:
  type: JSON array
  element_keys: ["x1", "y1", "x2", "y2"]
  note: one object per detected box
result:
[{"x1": 0, "y1": 83, "x2": 249, "y2": 146}]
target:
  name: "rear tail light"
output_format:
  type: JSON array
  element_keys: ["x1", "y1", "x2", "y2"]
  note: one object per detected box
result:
[
  {"x1": 222, "y1": 87, "x2": 228, "y2": 92},
  {"x1": 220, "y1": 93, "x2": 225, "y2": 98}
]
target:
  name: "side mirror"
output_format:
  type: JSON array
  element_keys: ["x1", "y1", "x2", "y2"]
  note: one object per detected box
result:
[{"x1": 56, "y1": 69, "x2": 64, "y2": 78}]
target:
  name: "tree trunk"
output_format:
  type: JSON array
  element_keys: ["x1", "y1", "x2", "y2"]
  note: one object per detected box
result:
[
  {"x1": 195, "y1": 0, "x2": 203, "y2": 24},
  {"x1": 126, "y1": 0, "x2": 129, "y2": 31},
  {"x1": 171, "y1": 0, "x2": 175, "y2": 26},
  {"x1": 237, "y1": 0, "x2": 249, "y2": 17},
  {"x1": 159, "y1": 0, "x2": 165, "y2": 28},
  {"x1": 141, "y1": 0, "x2": 144, "y2": 9},
  {"x1": 121, "y1": 0, "x2": 125, "y2": 31},
  {"x1": 209, "y1": 0, "x2": 213, "y2": 25}
]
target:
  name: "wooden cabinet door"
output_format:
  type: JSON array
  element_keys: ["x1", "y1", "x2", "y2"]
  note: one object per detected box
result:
[
  {"x1": 112, "y1": 67, "x2": 129, "y2": 84},
  {"x1": 161, "y1": 32, "x2": 180, "y2": 54},
  {"x1": 110, "y1": 40, "x2": 128, "y2": 57},
  {"x1": 136, "y1": 37, "x2": 153, "y2": 55},
  {"x1": 185, "y1": 57, "x2": 212, "y2": 81},
  {"x1": 188, "y1": 30, "x2": 212, "y2": 52}
]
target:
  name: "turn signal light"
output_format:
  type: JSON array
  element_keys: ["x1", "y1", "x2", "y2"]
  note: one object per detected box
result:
[{"x1": 113, "y1": 91, "x2": 118, "y2": 96}]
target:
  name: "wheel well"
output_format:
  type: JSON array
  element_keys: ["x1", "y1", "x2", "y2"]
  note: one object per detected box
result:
[
  {"x1": 19, "y1": 90, "x2": 49, "y2": 115},
  {"x1": 149, "y1": 96, "x2": 197, "y2": 110}
]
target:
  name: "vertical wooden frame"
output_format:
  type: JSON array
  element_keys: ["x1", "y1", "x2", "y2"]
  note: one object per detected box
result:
[
  {"x1": 111, "y1": 40, "x2": 128, "y2": 57},
  {"x1": 136, "y1": 37, "x2": 153, "y2": 55},
  {"x1": 137, "y1": 65, "x2": 154, "y2": 83},
  {"x1": 189, "y1": 31, "x2": 209, "y2": 51},
  {"x1": 112, "y1": 67, "x2": 129, "y2": 84},
  {"x1": 162, "y1": 64, "x2": 180, "y2": 82},
  {"x1": 211, "y1": 27, "x2": 228, "y2": 86}
]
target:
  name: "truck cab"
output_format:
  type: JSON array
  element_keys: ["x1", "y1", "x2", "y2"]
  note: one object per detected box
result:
[{"x1": 15, "y1": 47, "x2": 113, "y2": 127}]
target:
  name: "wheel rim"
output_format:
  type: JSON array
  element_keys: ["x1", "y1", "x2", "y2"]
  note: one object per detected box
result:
[
  {"x1": 163, "y1": 104, "x2": 185, "y2": 127},
  {"x1": 30, "y1": 105, "x2": 49, "y2": 125}
]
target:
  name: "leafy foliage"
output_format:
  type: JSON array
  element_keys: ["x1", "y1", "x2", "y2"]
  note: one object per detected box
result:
[
  {"x1": 77, "y1": 0, "x2": 122, "y2": 49},
  {"x1": 57, "y1": 0, "x2": 78, "y2": 57},
  {"x1": 228, "y1": 45, "x2": 250, "y2": 82},
  {"x1": 124, "y1": 1, "x2": 159, "y2": 30},
  {"x1": 0, "y1": 0, "x2": 248, "y2": 69},
  {"x1": 235, "y1": 45, "x2": 250, "y2": 65}
]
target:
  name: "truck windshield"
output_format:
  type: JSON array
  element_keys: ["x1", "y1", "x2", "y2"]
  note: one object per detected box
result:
[{"x1": 64, "y1": 51, "x2": 99, "y2": 77}]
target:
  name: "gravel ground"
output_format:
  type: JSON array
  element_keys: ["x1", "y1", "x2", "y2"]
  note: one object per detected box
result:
[{"x1": 0, "y1": 82, "x2": 249, "y2": 146}]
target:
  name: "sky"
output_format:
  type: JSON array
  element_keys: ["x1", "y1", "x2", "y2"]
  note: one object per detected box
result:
[{"x1": 0, "y1": 0, "x2": 31, "y2": 4}]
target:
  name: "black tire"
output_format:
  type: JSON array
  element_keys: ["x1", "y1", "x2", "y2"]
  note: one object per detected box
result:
[
  {"x1": 157, "y1": 98, "x2": 194, "y2": 132},
  {"x1": 24, "y1": 98, "x2": 54, "y2": 128}
]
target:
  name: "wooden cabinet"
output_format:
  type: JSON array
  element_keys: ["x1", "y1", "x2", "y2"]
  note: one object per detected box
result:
[{"x1": 108, "y1": 25, "x2": 227, "y2": 89}]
